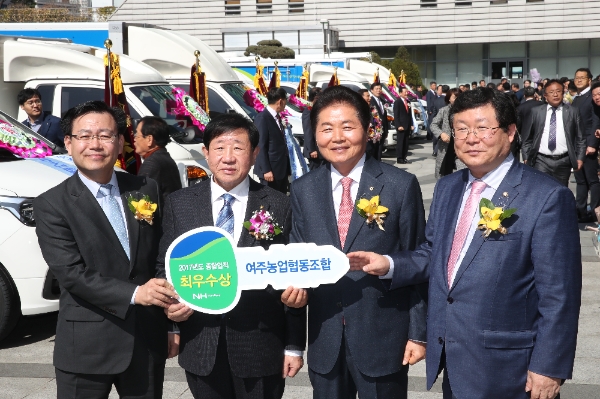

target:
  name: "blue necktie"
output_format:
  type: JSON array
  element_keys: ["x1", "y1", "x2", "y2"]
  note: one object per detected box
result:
[
  {"x1": 98, "y1": 184, "x2": 130, "y2": 259},
  {"x1": 216, "y1": 193, "x2": 235, "y2": 237},
  {"x1": 548, "y1": 107, "x2": 557, "y2": 152}
]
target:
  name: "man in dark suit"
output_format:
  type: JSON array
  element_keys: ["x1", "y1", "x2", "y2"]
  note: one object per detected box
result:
[
  {"x1": 394, "y1": 86, "x2": 414, "y2": 164},
  {"x1": 134, "y1": 116, "x2": 183, "y2": 204},
  {"x1": 431, "y1": 85, "x2": 449, "y2": 156},
  {"x1": 284, "y1": 86, "x2": 427, "y2": 399},
  {"x1": 302, "y1": 87, "x2": 325, "y2": 170},
  {"x1": 254, "y1": 87, "x2": 290, "y2": 194},
  {"x1": 18, "y1": 88, "x2": 63, "y2": 148},
  {"x1": 426, "y1": 81, "x2": 437, "y2": 142},
  {"x1": 512, "y1": 83, "x2": 524, "y2": 102},
  {"x1": 517, "y1": 87, "x2": 543, "y2": 140},
  {"x1": 163, "y1": 114, "x2": 306, "y2": 399},
  {"x1": 522, "y1": 79, "x2": 586, "y2": 186},
  {"x1": 34, "y1": 101, "x2": 177, "y2": 399},
  {"x1": 572, "y1": 68, "x2": 600, "y2": 222},
  {"x1": 370, "y1": 82, "x2": 389, "y2": 160},
  {"x1": 350, "y1": 87, "x2": 581, "y2": 399}
]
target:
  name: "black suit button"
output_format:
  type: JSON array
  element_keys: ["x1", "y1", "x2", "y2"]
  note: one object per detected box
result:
[
  {"x1": 438, "y1": 337, "x2": 444, "y2": 345},
  {"x1": 447, "y1": 297, "x2": 454, "y2": 304},
  {"x1": 336, "y1": 302, "x2": 342, "y2": 308}
]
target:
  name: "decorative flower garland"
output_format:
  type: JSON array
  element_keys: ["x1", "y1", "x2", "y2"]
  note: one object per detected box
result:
[
  {"x1": 368, "y1": 106, "x2": 383, "y2": 143},
  {"x1": 388, "y1": 85, "x2": 401, "y2": 99},
  {"x1": 0, "y1": 120, "x2": 51, "y2": 158},
  {"x1": 171, "y1": 87, "x2": 211, "y2": 131},
  {"x1": 288, "y1": 94, "x2": 312, "y2": 110}
]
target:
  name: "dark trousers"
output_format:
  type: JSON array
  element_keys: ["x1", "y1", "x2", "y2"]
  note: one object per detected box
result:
[
  {"x1": 309, "y1": 331, "x2": 408, "y2": 399},
  {"x1": 533, "y1": 154, "x2": 572, "y2": 187},
  {"x1": 55, "y1": 338, "x2": 165, "y2": 399},
  {"x1": 366, "y1": 141, "x2": 381, "y2": 161},
  {"x1": 396, "y1": 131, "x2": 409, "y2": 162},
  {"x1": 574, "y1": 153, "x2": 600, "y2": 218},
  {"x1": 260, "y1": 177, "x2": 289, "y2": 195},
  {"x1": 185, "y1": 326, "x2": 285, "y2": 399}
]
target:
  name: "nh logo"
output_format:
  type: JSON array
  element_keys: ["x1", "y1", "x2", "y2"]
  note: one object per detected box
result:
[{"x1": 193, "y1": 293, "x2": 208, "y2": 299}]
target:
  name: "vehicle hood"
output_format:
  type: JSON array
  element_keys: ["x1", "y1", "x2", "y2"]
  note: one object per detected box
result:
[{"x1": 0, "y1": 155, "x2": 77, "y2": 198}]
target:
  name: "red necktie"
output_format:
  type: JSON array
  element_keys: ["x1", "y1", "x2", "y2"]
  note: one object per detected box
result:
[
  {"x1": 403, "y1": 98, "x2": 408, "y2": 112},
  {"x1": 338, "y1": 177, "x2": 353, "y2": 250},
  {"x1": 446, "y1": 180, "x2": 487, "y2": 287}
]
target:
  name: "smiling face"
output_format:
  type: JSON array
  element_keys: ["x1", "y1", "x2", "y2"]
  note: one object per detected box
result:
[
  {"x1": 315, "y1": 103, "x2": 367, "y2": 176},
  {"x1": 371, "y1": 85, "x2": 382, "y2": 98},
  {"x1": 65, "y1": 112, "x2": 123, "y2": 184},
  {"x1": 453, "y1": 104, "x2": 515, "y2": 179},
  {"x1": 20, "y1": 95, "x2": 42, "y2": 121},
  {"x1": 202, "y1": 128, "x2": 259, "y2": 191}
]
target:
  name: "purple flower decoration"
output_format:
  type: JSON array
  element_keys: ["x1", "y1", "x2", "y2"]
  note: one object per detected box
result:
[{"x1": 243, "y1": 207, "x2": 282, "y2": 240}]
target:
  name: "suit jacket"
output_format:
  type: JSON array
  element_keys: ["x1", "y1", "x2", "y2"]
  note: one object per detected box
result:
[
  {"x1": 157, "y1": 178, "x2": 306, "y2": 378},
  {"x1": 290, "y1": 156, "x2": 428, "y2": 377},
  {"x1": 302, "y1": 107, "x2": 322, "y2": 160},
  {"x1": 370, "y1": 96, "x2": 389, "y2": 136},
  {"x1": 516, "y1": 99, "x2": 543, "y2": 140},
  {"x1": 432, "y1": 96, "x2": 446, "y2": 119},
  {"x1": 425, "y1": 90, "x2": 437, "y2": 114},
  {"x1": 521, "y1": 103, "x2": 585, "y2": 168},
  {"x1": 254, "y1": 109, "x2": 290, "y2": 181},
  {"x1": 390, "y1": 161, "x2": 582, "y2": 398},
  {"x1": 138, "y1": 147, "x2": 183, "y2": 204},
  {"x1": 23, "y1": 111, "x2": 63, "y2": 148},
  {"x1": 393, "y1": 97, "x2": 412, "y2": 132},
  {"x1": 572, "y1": 90, "x2": 600, "y2": 149},
  {"x1": 34, "y1": 172, "x2": 167, "y2": 374}
]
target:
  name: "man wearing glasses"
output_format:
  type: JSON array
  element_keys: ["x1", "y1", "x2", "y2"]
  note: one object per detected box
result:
[
  {"x1": 34, "y1": 101, "x2": 176, "y2": 399},
  {"x1": 522, "y1": 79, "x2": 585, "y2": 187},
  {"x1": 349, "y1": 88, "x2": 581, "y2": 399},
  {"x1": 18, "y1": 88, "x2": 64, "y2": 148}
]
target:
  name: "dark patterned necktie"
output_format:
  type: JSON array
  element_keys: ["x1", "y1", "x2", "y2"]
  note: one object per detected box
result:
[{"x1": 548, "y1": 107, "x2": 557, "y2": 152}]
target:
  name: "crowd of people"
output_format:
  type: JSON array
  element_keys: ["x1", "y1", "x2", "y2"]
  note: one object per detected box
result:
[{"x1": 29, "y1": 76, "x2": 582, "y2": 399}]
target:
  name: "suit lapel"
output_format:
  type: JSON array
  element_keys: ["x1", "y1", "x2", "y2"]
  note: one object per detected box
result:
[
  {"x1": 314, "y1": 165, "x2": 342, "y2": 249},
  {"x1": 343, "y1": 157, "x2": 383, "y2": 252},
  {"x1": 238, "y1": 180, "x2": 270, "y2": 248},
  {"x1": 450, "y1": 161, "x2": 523, "y2": 292},
  {"x1": 117, "y1": 174, "x2": 140, "y2": 271},
  {"x1": 68, "y1": 174, "x2": 130, "y2": 265},
  {"x1": 192, "y1": 181, "x2": 215, "y2": 229}
]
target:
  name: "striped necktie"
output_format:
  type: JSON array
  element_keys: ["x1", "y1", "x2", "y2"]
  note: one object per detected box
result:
[
  {"x1": 98, "y1": 184, "x2": 130, "y2": 259},
  {"x1": 216, "y1": 193, "x2": 235, "y2": 237}
]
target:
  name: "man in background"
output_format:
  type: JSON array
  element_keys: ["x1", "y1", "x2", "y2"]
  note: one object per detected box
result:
[
  {"x1": 18, "y1": 88, "x2": 63, "y2": 148},
  {"x1": 302, "y1": 87, "x2": 325, "y2": 170}
]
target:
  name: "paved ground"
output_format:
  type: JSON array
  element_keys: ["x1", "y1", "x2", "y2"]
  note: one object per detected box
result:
[{"x1": 0, "y1": 136, "x2": 598, "y2": 398}]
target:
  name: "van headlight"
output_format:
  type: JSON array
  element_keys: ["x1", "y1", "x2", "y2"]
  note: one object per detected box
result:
[
  {"x1": 186, "y1": 165, "x2": 209, "y2": 186},
  {"x1": 0, "y1": 196, "x2": 35, "y2": 226}
]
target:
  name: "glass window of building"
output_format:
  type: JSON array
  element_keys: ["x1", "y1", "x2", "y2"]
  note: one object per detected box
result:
[
  {"x1": 257, "y1": 0, "x2": 272, "y2": 14},
  {"x1": 224, "y1": 0, "x2": 240, "y2": 15},
  {"x1": 420, "y1": 0, "x2": 436, "y2": 8},
  {"x1": 288, "y1": 0, "x2": 303, "y2": 13},
  {"x1": 455, "y1": 1, "x2": 472, "y2": 5}
]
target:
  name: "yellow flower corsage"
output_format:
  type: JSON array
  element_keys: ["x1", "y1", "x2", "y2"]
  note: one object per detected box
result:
[
  {"x1": 477, "y1": 198, "x2": 516, "y2": 238},
  {"x1": 356, "y1": 195, "x2": 388, "y2": 230},
  {"x1": 127, "y1": 195, "x2": 157, "y2": 225}
]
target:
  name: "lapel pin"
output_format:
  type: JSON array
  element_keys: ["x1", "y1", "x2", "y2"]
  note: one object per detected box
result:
[
  {"x1": 369, "y1": 187, "x2": 374, "y2": 191},
  {"x1": 503, "y1": 192, "x2": 508, "y2": 197}
]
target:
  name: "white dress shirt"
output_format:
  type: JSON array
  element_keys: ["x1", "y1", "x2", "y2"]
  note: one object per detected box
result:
[
  {"x1": 266, "y1": 105, "x2": 281, "y2": 128},
  {"x1": 210, "y1": 176, "x2": 250, "y2": 245},
  {"x1": 330, "y1": 155, "x2": 395, "y2": 279},
  {"x1": 78, "y1": 171, "x2": 138, "y2": 303},
  {"x1": 449, "y1": 154, "x2": 514, "y2": 285},
  {"x1": 538, "y1": 104, "x2": 568, "y2": 155},
  {"x1": 211, "y1": 176, "x2": 302, "y2": 357},
  {"x1": 371, "y1": 94, "x2": 384, "y2": 113}
]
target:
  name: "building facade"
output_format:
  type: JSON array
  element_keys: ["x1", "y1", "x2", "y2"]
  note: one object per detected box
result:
[{"x1": 110, "y1": 0, "x2": 600, "y2": 86}]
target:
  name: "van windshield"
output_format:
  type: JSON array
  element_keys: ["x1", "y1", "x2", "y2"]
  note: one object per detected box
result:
[
  {"x1": 220, "y1": 83, "x2": 258, "y2": 119},
  {"x1": 0, "y1": 110, "x2": 63, "y2": 160},
  {"x1": 128, "y1": 85, "x2": 179, "y2": 123}
]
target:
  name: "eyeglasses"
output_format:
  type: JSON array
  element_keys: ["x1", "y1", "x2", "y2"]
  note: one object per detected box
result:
[
  {"x1": 545, "y1": 90, "x2": 563, "y2": 95},
  {"x1": 70, "y1": 134, "x2": 117, "y2": 143},
  {"x1": 452, "y1": 127, "x2": 501, "y2": 141}
]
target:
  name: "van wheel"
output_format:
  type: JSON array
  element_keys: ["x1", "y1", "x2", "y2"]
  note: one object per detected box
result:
[{"x1": 0, "y1": 265, "x2": 21, "y2": 341}]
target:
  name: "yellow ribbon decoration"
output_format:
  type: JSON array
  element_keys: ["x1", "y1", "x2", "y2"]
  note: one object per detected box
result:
[{"x1": 104, "y1": 52, "x2": 124, "y2": 96}]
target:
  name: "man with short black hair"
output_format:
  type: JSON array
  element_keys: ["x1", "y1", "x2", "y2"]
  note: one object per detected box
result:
[
  {"x1": 479, "y1": 80, "x2": 486, "y2": 88},
  {"x1": 572, "y1": 68, "x2": 600, "y2": 222},
  {"x1": 517, "y1": 87, "x2": 543, "y2": 146},
  {"x1": 522, "y1": 79, "x2": 585, "y2": 186},
  {"x1": 134, "y1": 116, "x2": 182, "y2": 203},
  {"x1": 370, "y1": 82, "x2": 389, "y2": 160},
  {"x1": 431, "y1": 85, "x2": 449, "y2": 157},
  {"x1": 394, "y1": 86, "x2": 414, "y2": 164},
  {"x1": 426, "y1": 81, "x2": 438, "y2": 145},
  {"x1": 512, "y1": 83, "x2": 524, "y2": 102},
  {"x1": 471, "y1": 82, "x2": 477, "y2": 90},
  {"x1": 163, "y1": 113, "x2": 306, "y2": 399},
  {"x1": 254, "y1": 87, "x2": 290, "y2": 194},
  {"x1": 502, "y1": 82, "x2": 511, "y2": 93},
  {"x1": 34, "y1": 101, "x2": 176, "y2": 399},
  {"x1": 18, "y1": 88, "x2": 63, "y2": 147}
]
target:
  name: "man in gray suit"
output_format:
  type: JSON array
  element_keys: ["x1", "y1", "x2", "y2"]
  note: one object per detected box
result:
[
  {"x1": 283, "y1": 86, "x2": 427, "y2": 399},
  {"x1": 522, "y1": 79, "x2": 585, "y2": 186},
  {"x1": 163, "y1": 114, "x2": 306, "y2": 399},
  {"x1": 34, "y1": 101, "x2": 176, "y2": 399}
]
